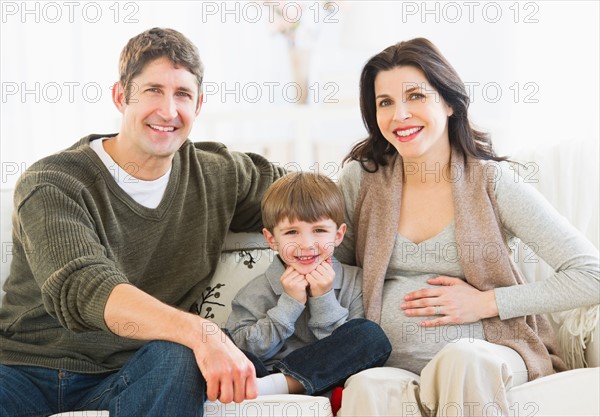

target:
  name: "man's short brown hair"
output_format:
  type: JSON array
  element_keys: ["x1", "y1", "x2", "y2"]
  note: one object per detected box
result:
[
  {"x1": 261, "y1": 172, "x2": 345, "y2": 232},
  {"x1": 119, "y1": 27, "x2": 204, "y2": 103}
]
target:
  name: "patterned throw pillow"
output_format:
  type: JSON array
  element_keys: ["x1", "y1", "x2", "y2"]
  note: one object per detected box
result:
[{"x1": 191, "y1": 241, "x2": 273, "y2": 327}]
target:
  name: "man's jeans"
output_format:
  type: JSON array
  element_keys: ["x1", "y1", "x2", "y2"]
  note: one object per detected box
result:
[
  {"x1": 0, "y1": 319, "x2": 391, "y2": 417},
  {"x1": 250, "y1": 318, "x2": 392, "y2": 395},
  {"x1": 0, "y1": 340, "x2": 205, "y2": 417}
]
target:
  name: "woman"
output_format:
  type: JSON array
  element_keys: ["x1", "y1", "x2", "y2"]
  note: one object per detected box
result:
[{"x1": 334, "y1": 38, "x2": 599, "y2": 416}]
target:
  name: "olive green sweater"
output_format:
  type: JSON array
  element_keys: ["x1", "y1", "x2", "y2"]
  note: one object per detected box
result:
[{"x1": 0, "y1": 134, "x2": 284, "y2": 373}]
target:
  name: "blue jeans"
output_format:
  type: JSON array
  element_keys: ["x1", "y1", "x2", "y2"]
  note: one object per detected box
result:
[
  {"x1": 248, "y1": 318, "x2": 392, "y2": 396},
  {"x1": 0, "y1": 340, "x2": 205, "y2": 417}
]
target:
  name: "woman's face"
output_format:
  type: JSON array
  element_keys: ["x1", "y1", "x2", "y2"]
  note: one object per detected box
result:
[{"x1": 374, "y1": 66, "x2": 454, "y2": 164}]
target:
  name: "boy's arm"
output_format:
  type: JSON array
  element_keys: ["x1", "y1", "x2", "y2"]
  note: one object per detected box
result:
[
  {"x1": 307, "y1": 265, "x2": 365, "y2": 339},
  {"x1": 347, "y1": 270, "x2": 365, "y2": 319},
  {"x1": 306, "y1": 290, "x2": 349, "y2": 339},
  {"x1": 226, "y1": 276, "x2": 305, "y2": 361}
]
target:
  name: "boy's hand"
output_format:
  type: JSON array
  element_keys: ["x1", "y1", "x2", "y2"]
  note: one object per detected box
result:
[
  {"x1": 280, "y1": 266, "x2": 309, "y2": 304},
  {"x1": 306, "y1": 258, "x2": 335, "y2": 297}
]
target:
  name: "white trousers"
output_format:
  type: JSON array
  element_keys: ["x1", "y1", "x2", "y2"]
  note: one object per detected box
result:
[{"x1": 338, "y1": 339, "x2": 528, "y2": 417}]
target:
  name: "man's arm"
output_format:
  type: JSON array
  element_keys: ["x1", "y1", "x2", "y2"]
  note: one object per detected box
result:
[{"x1": 105, "y1": 283, "x2": 257, "y2": 403}]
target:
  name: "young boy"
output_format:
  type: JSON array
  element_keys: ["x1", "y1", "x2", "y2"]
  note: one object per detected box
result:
[{"x1": 226, "y1": 172, "x2": 391, "y2": 396}]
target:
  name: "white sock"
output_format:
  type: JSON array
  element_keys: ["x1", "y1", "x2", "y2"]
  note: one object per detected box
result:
[{"x1": 256, "y1": 373, "x2": 289, "y2": 395}]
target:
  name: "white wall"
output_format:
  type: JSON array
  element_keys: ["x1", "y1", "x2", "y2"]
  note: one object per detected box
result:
[{"x1": 1, "y1": 1, "x2": 598, "y2": 234}]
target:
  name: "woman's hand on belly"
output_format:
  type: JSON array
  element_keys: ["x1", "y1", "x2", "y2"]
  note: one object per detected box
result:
[{"x1": 400, "y1": 276, "x2": 499, "y2": 326}]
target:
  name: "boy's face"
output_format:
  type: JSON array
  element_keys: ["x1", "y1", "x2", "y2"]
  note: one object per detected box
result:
[{"x1": 263, "y1": 217, "x2": 346, "y2": 275}]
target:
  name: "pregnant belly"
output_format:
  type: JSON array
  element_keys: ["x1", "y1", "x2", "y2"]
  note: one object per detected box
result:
[{"x1": 380, "y1": 274, "x2": 485, "y2": 375}]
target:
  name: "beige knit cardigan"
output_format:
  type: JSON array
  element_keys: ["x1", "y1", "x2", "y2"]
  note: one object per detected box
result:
[{"x1": 353, "y1": 150, "x2": 567, "y2": 381}]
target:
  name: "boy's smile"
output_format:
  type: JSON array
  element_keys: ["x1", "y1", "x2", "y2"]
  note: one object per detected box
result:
[{"x1": 263, "y1": 217, "x2": 346, "y2": 275}]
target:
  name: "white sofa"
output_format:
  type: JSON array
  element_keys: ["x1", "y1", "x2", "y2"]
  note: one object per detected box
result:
[{"x1": 1, "y1": 143, "x2": 599, "y2": 417}]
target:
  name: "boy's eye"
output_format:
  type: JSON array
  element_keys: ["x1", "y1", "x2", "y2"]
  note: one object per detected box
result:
[
  {"x1": 314, "y1": 229, "x2": 328, "y2": 233},
  {"x1": 284, "y1": 230, "x2": 297, "y2": 235}
]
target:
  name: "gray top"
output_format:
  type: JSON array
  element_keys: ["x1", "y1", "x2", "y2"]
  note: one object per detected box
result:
[
  {"x1": 336, "y1": 160, "x2": 599, "y2": 373},
  {"x1": 226, "y1": 256, "x2": 364, "y2": 368},
  {"x1": 383, "y1": 224, "x2": 485, "y2": 373}
]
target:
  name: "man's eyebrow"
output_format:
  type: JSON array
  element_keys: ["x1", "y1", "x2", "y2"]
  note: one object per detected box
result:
[
  {"x1": 140, "y1": 82, "x2": 163, "y2": 89},
  {"x1": 176, "y1": 86, "x2": 195, "y2": 93},
  {"x1": 140, "y1": 82, "x2": 195, "y2": 93}
]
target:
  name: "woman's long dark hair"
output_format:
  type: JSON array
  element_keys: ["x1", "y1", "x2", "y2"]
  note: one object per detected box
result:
[{"x1": 344, "y1": 38, "x2": 508, "y2": 172}]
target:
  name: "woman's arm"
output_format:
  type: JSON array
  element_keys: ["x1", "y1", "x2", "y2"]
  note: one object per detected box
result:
[
  {"x1": 402, "y1": 162, "x2": 599, "y2": 325},
  {"x1": 492, "y1": 162, "x2": 599, "y2": 319}
]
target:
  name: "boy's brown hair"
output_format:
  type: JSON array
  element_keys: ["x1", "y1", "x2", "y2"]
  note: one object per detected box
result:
[
  {"x1": 261, "y1": 172, "x2": 345, "y2": 232},
  {"x1": 118, "y1": 27, "x2": 204, "y2": 104}
]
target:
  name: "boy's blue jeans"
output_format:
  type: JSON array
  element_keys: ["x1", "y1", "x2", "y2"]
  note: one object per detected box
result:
[
  {"x1": 0, "y1": 319, "x2": 390, "y2": 417},
  {"x1": 247, "y1": 318, "x2": 392, "y2": 395}
]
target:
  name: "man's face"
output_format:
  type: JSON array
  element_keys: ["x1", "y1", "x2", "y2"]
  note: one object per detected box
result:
[{"x1": 113, "y1": 57, "x2": 201, "y2": 164}]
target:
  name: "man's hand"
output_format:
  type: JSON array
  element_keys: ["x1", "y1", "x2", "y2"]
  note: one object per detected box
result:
[
  {"x1": 104, "y1": 283, "x2": 258, "y2": 404},
  {"x1": 280, "y1": 266, "x2": 309, "y2": 304},
  {"x1": 192, "y1": 322, "x2": 257, "y2": 403},
  {"x1": 306, "y1": 258, "x2": 335, "y2": 297}
]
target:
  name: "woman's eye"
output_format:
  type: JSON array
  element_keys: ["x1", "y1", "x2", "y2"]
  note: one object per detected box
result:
[
  {"x1": 409, "y1": 93, "x2": 425, "y2": 101},
  {"x1": 378, "y1": 99, "x2": 391, "y2": 107}
]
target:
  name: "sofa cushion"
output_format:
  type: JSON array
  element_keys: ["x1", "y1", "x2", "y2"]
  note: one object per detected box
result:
[
  {"x1": 191, "y1": 234, "x2": 274, "y2": 327},
  {"x1": 506, "y1": 367, "x2": 600, "y2": 416}
]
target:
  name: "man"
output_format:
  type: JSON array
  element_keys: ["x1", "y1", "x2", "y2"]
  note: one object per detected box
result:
[{"x1": 0, "y1": 27, "x2": 284, "y2": 417}]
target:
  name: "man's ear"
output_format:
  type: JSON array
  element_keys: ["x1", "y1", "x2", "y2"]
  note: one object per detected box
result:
[
  {"x1": 195, "y1": 94, "x2": 203, "y2": 117},
  {"x1": 112, "y1": 82, "x2": 126, "y2": 113},
  {"x1": 334, "y1": 223, "x2": 347, "y2": 247},
  {"x1": 262, "y1": 228, "x2": 278, "y2": 251}
]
